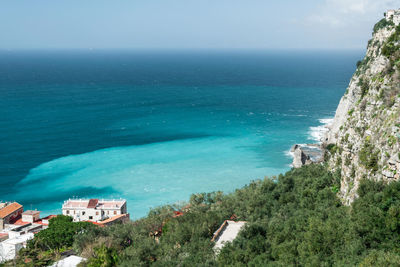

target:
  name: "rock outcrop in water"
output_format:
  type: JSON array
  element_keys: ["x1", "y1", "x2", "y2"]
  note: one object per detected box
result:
[
  {"x1": 324, "y1": 12, "x2": 400, "y2": 205},
  {"x1": 291, "y1": 144, "x2": 324, "y2": 168}
]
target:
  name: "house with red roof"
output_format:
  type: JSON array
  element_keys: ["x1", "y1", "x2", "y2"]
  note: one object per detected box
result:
[
  {"x1": 0, "y1": 203, "x2": 23, "y2": 230},
  {"x1": 62, "y1": 198, "x2": 128, "y2": 222}
]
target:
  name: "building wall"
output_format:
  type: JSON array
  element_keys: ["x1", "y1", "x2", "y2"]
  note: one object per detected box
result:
[
  {"x1": 3, "y1": 208, "x2": 23, "y2": 224},
  {"x1": 394, "y1": 15, "x2": 400, "y2": 26},
  {"x1": 22, "y1": 214, "x2": 40, "y2": 224},
  {"x1": 0, "y1": 234, "x2": 33, "y2": 263},
  {"x1": 63, "y1": 207, "x2": 123, "y2": 222},
  {"x1": 386, "y1": 10, "x2": 395, "y2": 19},
  {"x1": 386, "y1": 10, "x2": 400, "y2": 26}
]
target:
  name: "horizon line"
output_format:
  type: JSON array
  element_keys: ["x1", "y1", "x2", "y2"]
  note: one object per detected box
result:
[{"x1": 0, "y1": 47, "x2": 366, "y2": 53}]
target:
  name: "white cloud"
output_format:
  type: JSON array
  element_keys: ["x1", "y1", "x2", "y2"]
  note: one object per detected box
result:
[{"x1": 306, "y1": 0, "x2": 398, "y2": 27}]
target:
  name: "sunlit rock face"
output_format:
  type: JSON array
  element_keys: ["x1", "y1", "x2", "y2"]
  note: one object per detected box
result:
[{"x1": 325, "y1": 13, "x2": 400, "y2": 204}]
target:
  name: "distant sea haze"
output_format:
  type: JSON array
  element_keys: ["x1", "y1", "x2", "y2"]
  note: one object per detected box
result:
[{"x1": 0, "y1": 50, "x2": 362, "y2": 218}]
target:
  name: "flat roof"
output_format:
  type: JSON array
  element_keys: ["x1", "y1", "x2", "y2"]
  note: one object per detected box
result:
[
  {"x1": 212, "y1": 220, "x2": 246, "y2": 250},
  {"x1": 63, "y1": 199, "x2": 126, "y2": 209},
  {"x1": 49, "y1": 256, "x2": 86, "y2": 267},
  {"x1": 2, "y1": 233, "x2": 34, "y2": 245},
  {"x1": 22, "y1": 210, "x2": 40, "y2": 216}
]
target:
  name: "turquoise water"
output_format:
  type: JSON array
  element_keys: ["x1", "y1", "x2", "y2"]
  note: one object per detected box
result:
[{"x1": 0, "y1": 50, "x2": 362, "y2": 218}]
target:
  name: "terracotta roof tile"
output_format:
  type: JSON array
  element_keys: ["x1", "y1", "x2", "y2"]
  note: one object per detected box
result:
[
  {"x1": 100, "y1": 214, "x2": 129, "y2": 225},
  {"x1": 87, "y1": 199, "x2": 99, "y2": 209},
  {"x1": 13, "y1": 218, "x2": 31, "y2": 226},
  {"x1": 0, "y1": 202, "x2": 23, "y2": 219}
]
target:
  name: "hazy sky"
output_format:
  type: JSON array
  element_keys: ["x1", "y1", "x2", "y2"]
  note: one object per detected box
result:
[{"x1": 0, "y1": 0, "x2": 398, "y2": 50}]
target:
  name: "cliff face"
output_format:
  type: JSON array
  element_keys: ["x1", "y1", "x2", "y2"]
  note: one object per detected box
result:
[{"x1": 325, "y1": 14, "x2": 400, "y2": 205}]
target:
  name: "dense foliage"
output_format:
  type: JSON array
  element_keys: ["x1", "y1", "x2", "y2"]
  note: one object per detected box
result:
[
  {"x1": 13, "y1": 164, "x2": 400, "y2": 266},
  {"x1": 373, "y1": 18, "x2": 394, "y2": 34},
  {"x1": 382, "y1": 24, "x2": 400, "y2": 78},
  {"x1": 13, "y1": 216, "x2": 94, "y2": 266},
  {"x1": 359, "y1": 137, "x2": 380, "y2": 172}
]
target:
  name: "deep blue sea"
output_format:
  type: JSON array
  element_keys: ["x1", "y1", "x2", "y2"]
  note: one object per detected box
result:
[{"x1": 0, "y1": 50, "x2": 362, "y2": 218}]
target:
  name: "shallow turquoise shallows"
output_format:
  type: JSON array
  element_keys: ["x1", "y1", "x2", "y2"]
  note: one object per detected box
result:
[{"x1": 0, "y1": 50, "x2": 363, "y2": 218}]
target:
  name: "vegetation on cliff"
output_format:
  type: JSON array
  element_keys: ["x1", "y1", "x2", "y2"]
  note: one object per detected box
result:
[
  {"x1": 9, "y1": 164, "x2": 400, "y2": 266},
  {"x1": 327, "y1": 14, "x2": 400, "y2": 203},
  {"x1": 4, "y1": 14, "x2": 400, "y2": 267},
  {"x1": 373, "y1": 18, "x2": 394, "y2": 34}
]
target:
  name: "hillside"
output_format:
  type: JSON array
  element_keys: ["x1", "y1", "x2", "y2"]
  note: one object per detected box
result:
[
  {"x1": 325, "y1": 13, "x2": 400, "y2": 204},
  {"x1": 8, "y1": 164, "x2": 400, "y2": 266},
  {"x1": 3, "y1": 13, "x2": 400, "y2": 267}
]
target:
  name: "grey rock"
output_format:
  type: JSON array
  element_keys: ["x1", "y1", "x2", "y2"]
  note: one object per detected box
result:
[
  {"x1": 292, "y1": 144, "x2": 324, "y2": 168},
  {"x1": 383, "y1": 170, "x2": 395, "y2": 178}
]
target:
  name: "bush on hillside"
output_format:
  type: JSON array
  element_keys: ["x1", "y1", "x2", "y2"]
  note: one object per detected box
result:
[
  {"x1": 15, "y1": 164, "x2": 400, "y2": 266},
  {"x1": 373, "y1": 18, "x2": 394, "y2": 34}
]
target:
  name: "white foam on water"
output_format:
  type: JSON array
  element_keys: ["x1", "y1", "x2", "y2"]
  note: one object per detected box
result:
[
  {"x1": 284, "y1": 143, "x2": 307, "y2": 160},
  {"x1": 319, "y1": 118, "x2": 334, "y2": 125},
  {"x1": 284, "y1": 150, "x2": 294, "y2": 159},
  {"x1": 308, "y1": 118, "x2": 334, "y2": 143}
]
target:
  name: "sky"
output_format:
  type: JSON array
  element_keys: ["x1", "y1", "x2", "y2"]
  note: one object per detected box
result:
[{"x1": 0, "y1": 0, "x2": 398, "y2": 50}]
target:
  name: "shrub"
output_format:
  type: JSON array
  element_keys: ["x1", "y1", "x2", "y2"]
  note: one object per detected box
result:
[
  {"x1": 373, "y1": 18, "x2": 394, "y2": 34},
  {"x1": 16, "y1": 165, "x2": 400, "y2": 266},
  {"x1": 326, "y1": 144, "x2": 337, "y2": 154},
  {"x1": 359, "y1": 139, "x2": 380, "y2": 172},
  {"x1": 28, "y1": 215, "x2": 95, "y2": 251}
]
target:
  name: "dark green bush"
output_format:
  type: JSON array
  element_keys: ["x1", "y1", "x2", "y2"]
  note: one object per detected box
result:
[
  {"x1": 16, "y1": 165, "x2": 400, "y2": 266},
  {"x1": 373, "y1": 18, "x2": 394, "y2": 34},
  {"x1": 359, "y1": 139, "x2": 380, "y2": 172}
]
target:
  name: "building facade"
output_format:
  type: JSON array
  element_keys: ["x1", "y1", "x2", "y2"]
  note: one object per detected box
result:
[
  {"x1": 62, "y1": 199, "x2": 127, "y2": 222},
  {"x1": 0, "y1": 203, "x2": 23, "y2": 230},
  {"x1": 21, "y1": 210, "x2": 41, "y2": 224},
  {"x1": 386, "y1": 9, "x2": 400, "y2": 25},
  {"x1": 0, "y1": 233, "x2": 34, "y2": 263}
]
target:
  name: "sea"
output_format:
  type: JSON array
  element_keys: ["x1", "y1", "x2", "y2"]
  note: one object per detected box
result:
[{"x1": 0, "y1": 50, "x2": 363, "y2": 218}]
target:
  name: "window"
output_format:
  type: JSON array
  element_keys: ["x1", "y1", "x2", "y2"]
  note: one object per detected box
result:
[
  {"x1": 89, "y1": 216, "x2": 93, "y2": 220},
  {"x1": 66, "y1": 210, "x2": 70, "y2": 215},
  {"x1": 107, "y1": 211, "x2": 109, "y2": 215},
  {"x1": 82, "y1": 211, "x2": 86, "y2": 215},
  {"x1": 96, "y1": 212, "x2": 99, "y2": 216},
  {"x1": 114, "y1": 211, "x2": 117, "y2": 215}
]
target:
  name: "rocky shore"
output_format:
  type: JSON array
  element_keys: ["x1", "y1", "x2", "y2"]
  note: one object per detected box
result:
[
  {"x1": 293, "y1": 12, "x2": 400, "y2": 204},
  {"x1": 291, "y1": 144, "x2": 324, "y2": 168}
]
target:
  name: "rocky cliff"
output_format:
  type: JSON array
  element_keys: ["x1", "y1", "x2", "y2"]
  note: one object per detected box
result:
[{"x1": 325, "y1": 13, "x2": 400, "y2": 205}]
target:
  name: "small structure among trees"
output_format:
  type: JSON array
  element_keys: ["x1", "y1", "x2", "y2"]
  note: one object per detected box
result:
[
  {"x1": 386, "y1": 9, "x2": 400, "y2": 25},
  {"x1": 211, "y1": 220, "x2": 246, "y2": 251}
]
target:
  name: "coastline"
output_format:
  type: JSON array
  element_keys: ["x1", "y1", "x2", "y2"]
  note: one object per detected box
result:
[{"x1": 287, "y1": 117, "x2": 334, "y2": 167}]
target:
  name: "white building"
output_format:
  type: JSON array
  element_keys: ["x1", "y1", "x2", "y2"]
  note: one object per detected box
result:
[
  {"x1": 386, "y1": 9, "x2": 400, "y2": 25},
  {"x1": 0, "y1": 233, "x2": 34, "y2": 263},
  {"x1": 21, "y1": 210, "x2": 40, "y2": 224},
  {"x1": 386, "y1": 9, "x2": 395, "y2": 19},
  {"x1": 62, "y1": 199, "x2": 127, "y2": 222}
]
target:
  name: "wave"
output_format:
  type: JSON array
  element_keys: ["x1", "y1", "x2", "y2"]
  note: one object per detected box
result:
[
  {"x1": 308, "y1": 118, "x2": 333, "y2": 143},
  {"x1": 284, "y1": 143, "x2": 307, "y2": 160},
  {"x1": 318, "y1": 118, "x2": 334, "y2": 125}
]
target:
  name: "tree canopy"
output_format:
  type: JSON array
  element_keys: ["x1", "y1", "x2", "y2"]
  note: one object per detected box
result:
[{"x1": 13, "y1": 164, "x2": 400, "y2": 266}]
